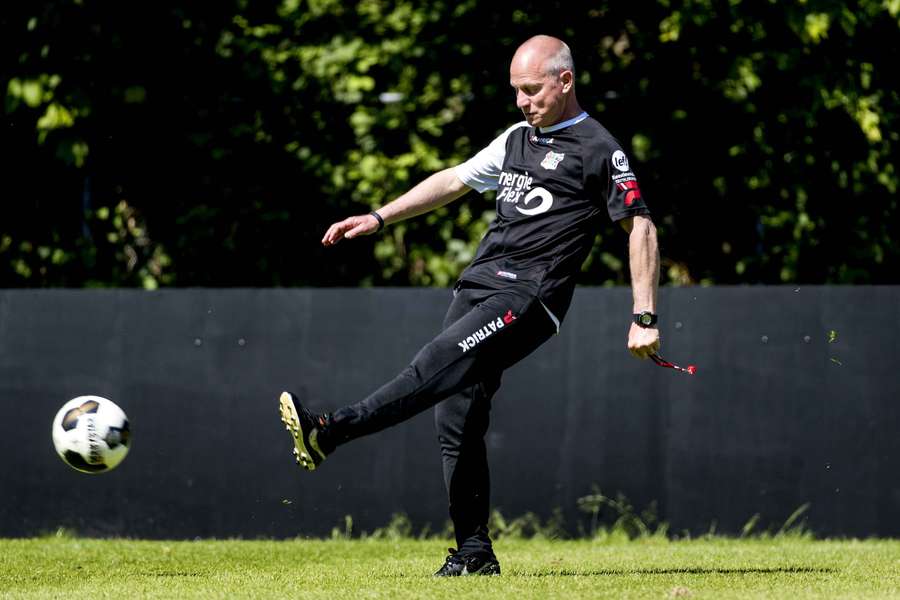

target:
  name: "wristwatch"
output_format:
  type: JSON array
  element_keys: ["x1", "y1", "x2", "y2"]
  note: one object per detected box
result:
[{"x1": 633, "y1": 311, "x2": 658, "y2": 328}]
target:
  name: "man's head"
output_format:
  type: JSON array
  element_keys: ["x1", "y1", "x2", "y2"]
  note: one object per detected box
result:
[{"x1": 510, "y1": 35, "x2": 580, "y2": 128}]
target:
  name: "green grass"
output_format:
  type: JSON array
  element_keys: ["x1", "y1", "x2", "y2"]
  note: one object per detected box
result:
[{"x1": 1, "y1": 536, "x2": 898, "y2": 599}]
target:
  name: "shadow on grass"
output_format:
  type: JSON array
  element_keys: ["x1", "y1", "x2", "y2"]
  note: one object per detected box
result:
[
  {"x1": 385, "y1": 566, "x2": 838, "y2": 578},
  {"x1": 512, "y1": 566, "x2": 837, "y2": 577}
]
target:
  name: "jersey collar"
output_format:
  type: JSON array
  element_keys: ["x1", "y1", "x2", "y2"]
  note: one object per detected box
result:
[{"x1": 538, "y1": 111, "x2": 588, "y2": 134}]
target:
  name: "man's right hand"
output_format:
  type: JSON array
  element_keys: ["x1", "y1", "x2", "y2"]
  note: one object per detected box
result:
[{"x1": 321, "y1": 213, "x2": 381, "y2": 247}]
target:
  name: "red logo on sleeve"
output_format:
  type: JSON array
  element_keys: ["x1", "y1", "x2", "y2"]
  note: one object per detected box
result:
[{"x1": 616, "y1": 180, "x2": 642, "y2": 206}]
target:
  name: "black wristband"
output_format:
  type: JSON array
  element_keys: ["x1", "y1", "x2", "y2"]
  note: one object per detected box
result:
[{"x1": 369, "y1": 210, "x2": 384, "y2": 232}]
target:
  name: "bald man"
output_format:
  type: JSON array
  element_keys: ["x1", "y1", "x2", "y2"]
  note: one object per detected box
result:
[{"x1": 279, "y1": 35, "x2": 660, "y2": 576}]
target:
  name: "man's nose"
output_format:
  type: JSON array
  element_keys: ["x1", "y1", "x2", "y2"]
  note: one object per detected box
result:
[{"x1": 516, "y1": 90, "x2": 529, "y2": 109}]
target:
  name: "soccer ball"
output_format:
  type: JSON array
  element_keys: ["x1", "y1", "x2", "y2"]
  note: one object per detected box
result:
[{"x1": 52, "y1": 395, "x2": 131, "y2": 474}]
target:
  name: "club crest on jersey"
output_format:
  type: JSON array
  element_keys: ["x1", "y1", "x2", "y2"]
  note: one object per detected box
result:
[{"x1": 540, "y1": 151, "x2": 565, "y2": 170}]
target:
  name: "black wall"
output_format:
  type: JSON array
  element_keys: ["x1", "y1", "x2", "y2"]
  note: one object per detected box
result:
[{"x1": 1, "y1": 287, "x2": 897, "y2": 538}]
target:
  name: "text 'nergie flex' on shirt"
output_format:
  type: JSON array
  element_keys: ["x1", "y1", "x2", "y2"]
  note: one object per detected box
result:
[{"x1": 454, "y1": 112, "x2": 651, "y2": 327}]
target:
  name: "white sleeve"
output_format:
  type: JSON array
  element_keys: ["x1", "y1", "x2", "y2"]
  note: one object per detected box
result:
[{"x1": 454, "y1": 121, "x2": 528, "y2": 193}]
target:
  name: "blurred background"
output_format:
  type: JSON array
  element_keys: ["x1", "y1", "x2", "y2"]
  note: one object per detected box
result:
[
  {"x1": 2, "y1": 0, "x2": 897, "y2": 289},
  {"x1": 1, "y1": 2, "x2": 898, "y2": 540}
]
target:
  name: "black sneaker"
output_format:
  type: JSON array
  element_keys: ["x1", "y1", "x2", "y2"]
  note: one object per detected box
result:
[
  {"x1": 278, "y1": 391, "x2": 327, "y2": 471},
  {"x1": 434, "y1": 548, "x2": 501, "y2": 577}
]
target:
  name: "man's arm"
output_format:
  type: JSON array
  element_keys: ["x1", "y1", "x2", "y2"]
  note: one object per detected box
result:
[
  {"x1": 321, "y1": 167, "x2": 470, "y2": 246},
  {"x1": 620, "y1": 214, "x2": 661, "y2": 359}
]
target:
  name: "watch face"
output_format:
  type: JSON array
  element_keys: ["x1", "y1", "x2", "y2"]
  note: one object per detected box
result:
[{"x1": 640, "y1": 314, "x2": 653, "y2": 325}]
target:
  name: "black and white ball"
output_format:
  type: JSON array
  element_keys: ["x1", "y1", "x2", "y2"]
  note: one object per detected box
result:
[{"x1": 52, "y1": 396, "x2": 131, "y2": 474}]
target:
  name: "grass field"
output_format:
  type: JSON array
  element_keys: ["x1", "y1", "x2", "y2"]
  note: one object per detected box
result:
[{"x1": 1, "y1": 536, "x2": 898, "y2": 599}]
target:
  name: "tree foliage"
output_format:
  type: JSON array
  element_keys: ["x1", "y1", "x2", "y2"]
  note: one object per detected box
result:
[{"x1": 2, "y1": 0, "x2": 897, "y2": 287}]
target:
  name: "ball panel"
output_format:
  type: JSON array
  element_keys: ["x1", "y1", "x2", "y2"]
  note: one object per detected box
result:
[
  {"x1": 63, "y1": 450, "x2": 109, "y2": 473},
  {"x1": 105, "y1": 424, "x2": 130, "y2": 449},
  {"x1": 61, "y1": 399, "x2": 99, "y2": 431}
]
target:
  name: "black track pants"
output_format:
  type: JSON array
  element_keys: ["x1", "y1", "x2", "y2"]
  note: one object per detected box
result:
[{"x1": 327, "y1": 283, "x2": 556, "y2": 556}]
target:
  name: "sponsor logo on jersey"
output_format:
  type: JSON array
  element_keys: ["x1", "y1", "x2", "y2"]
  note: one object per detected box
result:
[
  {"x1": 457, "y1": 311, "x2": 517, "y2": 352},
  {"x1": 497, "y1": 270, "x2": 518, "y2": 280},
  {"x1": 515, "y1": 187, "x2": 553, "y2": 215},
  {"x1": 530, "y1": 134, "x2": 555, "y2": 145},
  {"x1": 612, "y1": 150, "x2": 630, "y2": 172},
  {"x1": 540, "y1": 151, "x2": 565, "y2": 170},
  {"x1": 498, "y1": 170, "x2": 534, "y2": 194},
  {"x1": 497, "y1": 170, "x2": 555, "y2": 216}
]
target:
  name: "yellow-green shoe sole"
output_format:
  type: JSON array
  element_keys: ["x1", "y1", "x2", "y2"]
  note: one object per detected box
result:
[{"x1": 278, "y1": 391, "x2": 321, "y2": 471}]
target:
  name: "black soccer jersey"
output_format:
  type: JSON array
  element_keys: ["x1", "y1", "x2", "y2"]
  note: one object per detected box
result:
[{"x1": 455, "y1": 113, "x2": 651, "y2": 323}]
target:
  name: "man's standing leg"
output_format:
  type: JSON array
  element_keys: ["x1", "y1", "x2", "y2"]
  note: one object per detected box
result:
[
  {"x1": 434, "y1": 376, "x2": 500, "y2": 573},
  {"x1": 431, "y1": 284, "x2": 502, "y2": 575}
]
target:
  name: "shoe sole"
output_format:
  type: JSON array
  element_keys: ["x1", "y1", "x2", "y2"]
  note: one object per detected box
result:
[
  {"x1": 463, "y1": 563, "x2": 501, "y2": 576},
  {"x1": 435, "y1": 561, "x2": 502, "y2": 577},
  {"x1": 278, "y1": 391, "x2": 319, "y2": 471}
]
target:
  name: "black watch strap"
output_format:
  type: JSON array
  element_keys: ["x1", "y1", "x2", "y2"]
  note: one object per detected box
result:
[
  {"x1": 633, "y1": 312, "x2": 658, "y2": 327},
  {"x1": 369, "y1": 210, "x2": 385, "y2": 232}
]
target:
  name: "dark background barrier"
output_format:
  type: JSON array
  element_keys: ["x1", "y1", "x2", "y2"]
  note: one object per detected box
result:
[{"x1": 0, "y1": 287, "x2": 897, "y2": 538}]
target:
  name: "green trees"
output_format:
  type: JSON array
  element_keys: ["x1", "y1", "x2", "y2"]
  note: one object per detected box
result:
[{"x1": 2, "y1": 1, "x2": 897, "y2": 287}]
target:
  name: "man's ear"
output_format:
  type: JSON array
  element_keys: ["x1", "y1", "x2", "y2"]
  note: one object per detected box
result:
[{"x1": 560, "y1": 70, "x2": 574, "y2": 93}]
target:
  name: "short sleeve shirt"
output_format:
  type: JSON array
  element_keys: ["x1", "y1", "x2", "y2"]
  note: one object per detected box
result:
[{"x1": 454, "y1": 112, "x2": 650, "y2": 323}]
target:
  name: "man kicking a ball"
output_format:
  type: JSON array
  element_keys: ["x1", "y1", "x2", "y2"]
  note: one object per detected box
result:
[{"x1": 279, "y1": 34, "x2": 660, "y2": 576}]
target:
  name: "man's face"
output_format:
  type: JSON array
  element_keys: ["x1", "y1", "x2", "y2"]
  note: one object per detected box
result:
[{"x1": 510, "y1": 62, "x2": 568, "y2": 128}]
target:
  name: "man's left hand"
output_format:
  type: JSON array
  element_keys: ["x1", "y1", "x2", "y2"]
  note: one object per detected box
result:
[{"x1": 627, "y1": 323, "x2": 660, "y2": 359}]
